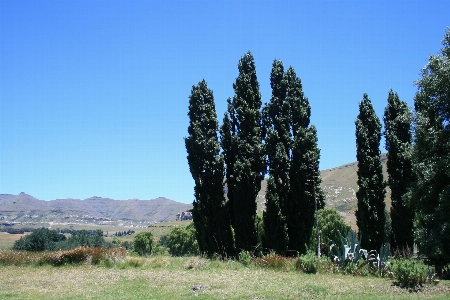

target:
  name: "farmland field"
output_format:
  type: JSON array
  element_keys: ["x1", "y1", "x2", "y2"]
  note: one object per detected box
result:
[{"x1": 0, "y1": 232, "x2": 27, "y2": 249}]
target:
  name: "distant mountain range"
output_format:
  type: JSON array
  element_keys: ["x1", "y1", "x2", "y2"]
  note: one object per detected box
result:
[
  {"x1": 1, "y1": 154, "x2": 389, "y2": 228},
  {"x1": 0, "y1": 193, "x2": 191, "y2": 225}
]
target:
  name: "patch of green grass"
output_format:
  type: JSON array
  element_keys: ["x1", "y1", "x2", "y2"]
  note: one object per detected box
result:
[{"x1": 0, "y1": 256, "x2": 449, "y2": 299}]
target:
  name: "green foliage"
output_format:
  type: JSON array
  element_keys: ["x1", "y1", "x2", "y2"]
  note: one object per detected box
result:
[
  {"x1": 410, "y1": 28, "x2": 450, "y2": 265},
  {"x1": 309, "y1": 208, "x2": 351, "y2": 257},
  {"x1": 263, "y1": 176, "x2": 289, "y2": 254},
  {"x1": 286, "y1": 66, "x2": 325, "y2": 254},
  {"x1": 13, "y1": 228, "x2": 66, "y2": 251},
  {"x1": 133, "y1": 231, "x2": 154, "y2": 256},
  {"x1": 383, "y1": 89, "x2": 415, "y2": 251},
  {"x1": 220, "y1": 52, "x2": 265, "y2": 253},
  {"x1": 262, "y1": 61, "x2": 324, "y2": 255},
  {"x1": 298, "y1": 250, "x2": 318, "y2": 274},
  {"x1": 167, "y1": 223, "x2": 199, "y2": 256},
  {"x1": 262, "y1": 60, "x2": 290, "y2": 254},
  {"x1": 185, "y1": 79, "x2": 234, "y2": 257},
  {"x1": 355, "y1": 94, "x2": 386, "y2": 251},
  {"x1": 238, "y1": 250, "x2": 252, "y2": 266},
  {"x1": 388, "y1": 259, "x2": 434, "y2": 289}
]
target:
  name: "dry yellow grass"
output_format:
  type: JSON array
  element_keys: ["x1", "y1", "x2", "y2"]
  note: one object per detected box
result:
[{"x1": 0, "y1": 232, "x2": 28, "y2": 249}]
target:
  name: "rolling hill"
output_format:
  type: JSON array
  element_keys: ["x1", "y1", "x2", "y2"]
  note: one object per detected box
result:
[{"x1": 255, "y1": 154, "x2": 390, "y2": 229}]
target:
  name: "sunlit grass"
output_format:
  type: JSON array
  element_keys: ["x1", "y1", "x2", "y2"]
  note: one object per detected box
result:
[{"x1": 0, "y1": 254, "x2": 449, "y2": 299}]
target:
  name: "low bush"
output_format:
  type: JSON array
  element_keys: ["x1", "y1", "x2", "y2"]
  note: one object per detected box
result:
[
  {"x1": 238, "y1": 250, "x2": 252, "y2": 266},
  {"x1": 297, "y1": 251, "x2": 318, "y2": 274},
  {"x1": 388, "y1": 258, "x2": 433, "y2": 290},
  {"x1": 254, "y1": 252, "x2": 290, "y2": 270},
  {"x1": 127, "y1": 257, "x2": 146, "y2": 268}
]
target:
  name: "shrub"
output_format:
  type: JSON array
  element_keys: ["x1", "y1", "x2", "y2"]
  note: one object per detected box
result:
[
  {"x1": 238, "y1": 250, "x2": 252, "y2": 266},
  {"x1": 389, "y1": 259, "x2": 433, "y2": 289},
  {"x1": 127, "y1": 257, "x2": 145, "y2": 268},
  {"x1": 254, "y1": 252, "x2": 288, "y2": 270},
  {"x1": 298, "y1": 251, "x2": 318, "y2": 274},
  {"x1": 167, "y1": 223, "x2": 199, "y2": 256}
]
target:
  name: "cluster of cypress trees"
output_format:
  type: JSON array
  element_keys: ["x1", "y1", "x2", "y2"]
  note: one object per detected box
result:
[
  {"x1": 355, "y1": 29, "x2": 450, "y2": 269},
  {"x1": 187, "y1": 28, "x2": 450, "y2": 266},
  {"x1": 185, "y1": 52, "x2": 323, "y2": 257}
]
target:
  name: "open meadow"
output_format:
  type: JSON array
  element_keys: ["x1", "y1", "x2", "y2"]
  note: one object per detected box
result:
[{"x1": 0, "y1": 256, "x2": 449, "y2": 300}]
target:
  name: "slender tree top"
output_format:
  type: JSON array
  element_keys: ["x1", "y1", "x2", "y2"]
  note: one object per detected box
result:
[
  {"x1": 384, "y1": 89, "x2": 412, "y2": 152},
  {"x1": 232, "y1": 51, "x2": 262, "y2": 113},
  {"x1": 356, "y1": 94, "x2": 381, "y2": 157},
  {"x1": 286, "y1": 67, "x2": 310, "y2": 131}
]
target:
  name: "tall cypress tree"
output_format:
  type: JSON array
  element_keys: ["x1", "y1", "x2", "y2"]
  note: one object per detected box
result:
[
  {"x1": 185, "y1": 80, "x2": 234, "y2": 257},
  {"x1": 411, "y1": 29, "x2": 450, "y2": 265},
  {"x1": 383, "y1": 89, "x2": 414, "y2": 251},
  {"x1": 262, "y1": 60, "x2": 289, "y2": 253},
  {"x1": 285, "y1": 67, "x2": 325, "y2": 254},
  {"x1": 262, "y1": 63, "x2": 324, "y2": 255},
  {"x1": 355, "y1": 94, "x2": 386, "y2": 251},
  {"x1": 220, "y1": 52, "x2": 265, "y2": 253}
]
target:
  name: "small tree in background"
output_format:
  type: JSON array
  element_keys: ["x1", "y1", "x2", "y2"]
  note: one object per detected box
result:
[
  {"x1": 355, "y1": 94, "x2": 386, "y2": 251},
  {"x1": 383, "y1": 89, "x2": 415, "y2": 251},
  {"x1": 309, "y1": 208, "x2": 351, "y2": 257},
  {"x1": 185, "y1": 80, "x2": 234, "y2": 257},
  {"x1": 167, "y1": 223, "x2": 200, "y2": 256},
  {"x1": 221, "y1": 52, "x2": 265, "y2": 253}
]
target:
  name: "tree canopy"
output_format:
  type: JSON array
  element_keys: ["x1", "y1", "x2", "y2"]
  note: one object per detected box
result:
[{"x1": 410, "y1": 28, "x2": 450, "y2": 265}]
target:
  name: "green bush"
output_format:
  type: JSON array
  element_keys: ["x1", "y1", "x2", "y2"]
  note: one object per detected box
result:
[
  {"x1": 298, "y1": 251, "x2": 318, "y2": 274},
  {"x1": 167, "y1": 223, "x2": 199, "y2": 256},
  {"x1": 238, "y1": 250, "x2": 252, "y2": 266},
  {"x1": 389, "y1": 259, "x2": 432, "y2": 289}
]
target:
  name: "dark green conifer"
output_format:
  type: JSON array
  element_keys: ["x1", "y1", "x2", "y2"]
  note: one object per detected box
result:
[
  {"x1": 355, "y1": 94, "x2": 386, "y2": 251},
  {"x1": 383, "y1": 90, "x2": 414, "y2": 251},
  {"x1": 185, "y1": 80, "x2": 234, "y2": 257},
  {"x1": 220, "y1": 52, "x2": 265, "y2": 253},
  {"x1": 262, "y1": 60, "x2": 289, "y2": 253}
]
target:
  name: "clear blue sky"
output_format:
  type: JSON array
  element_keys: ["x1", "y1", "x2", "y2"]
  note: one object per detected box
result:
[{"x1": 1, "y1": 1, "x2": 448, "y2": 203}]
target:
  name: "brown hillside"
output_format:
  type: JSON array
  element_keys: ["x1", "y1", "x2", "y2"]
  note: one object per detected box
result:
[{"x1": 256, "y1": 154, "x2": 390, "y2": 230}]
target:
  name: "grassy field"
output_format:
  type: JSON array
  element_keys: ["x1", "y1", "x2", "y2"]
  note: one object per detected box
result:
[
  {"x1": 0, "y1": 232, "x2": 27, "y2": 249},
  {"x1": 0, "y1": 256, "x2": 449, "y2": 300}
]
